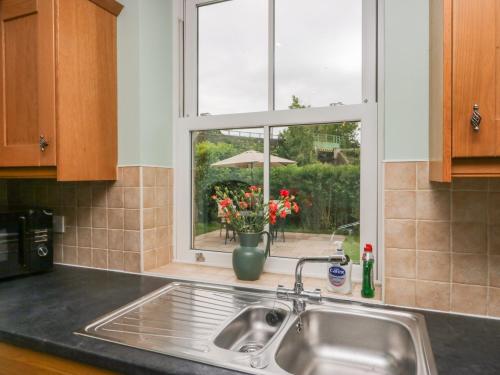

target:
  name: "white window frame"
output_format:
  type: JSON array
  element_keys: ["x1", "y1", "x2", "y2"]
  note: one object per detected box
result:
[{"x1": 173, "y1": 0, "x2": 380, "y2": 282}]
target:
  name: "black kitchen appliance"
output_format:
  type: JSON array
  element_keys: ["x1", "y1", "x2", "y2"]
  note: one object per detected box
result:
[{"x1": 0, "y1": 208, "x2": 53, "y2": 280}]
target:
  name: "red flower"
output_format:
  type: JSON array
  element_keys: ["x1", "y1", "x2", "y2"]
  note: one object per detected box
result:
[
  {"x1": 270, "y1": 214, "x2": 277, "y2": 225},
  {"x1": 280, "y1": 189, "x2": 289, "y2": 198},
  {"x1": 220, "y1": 198, "x2": 232, "y2": 208},
  {"x1": 211, "y1": 195, "x2": 217, "y2": 200},
  {"x1": 239, "y1": 201, "x2": 248, "y2": 209},
  {"x1": 280, "y1": 210, "x2": 287, "y2": 219},
  {"x1": 249, "y1": 185, "x2": 258, "y2": 192},
  {"x1": 269, "y1": 201, "x2": 278, "y2": 214},
  {"x1": 244, "y1": 192, "x2": 252, "y2": 199},
  {"x1": 284, "y1": 201, "x2": 291, "y2": 209},
  {"x1": 292, "y1": 202, "x2": 300, "y2": 214}
]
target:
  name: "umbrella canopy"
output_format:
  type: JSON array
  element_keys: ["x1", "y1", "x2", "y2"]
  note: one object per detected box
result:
[{"x1": 211, "y1": 150, "x2": 296, "y2": 168}]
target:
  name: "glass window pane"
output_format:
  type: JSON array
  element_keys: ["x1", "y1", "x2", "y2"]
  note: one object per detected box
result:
[
  {"x1": 269, "y1": 122, "x2": 361, "y2": 263},
  {"x1": 198, "y1": 0, "x2": 268, "y2": 115},
  {"x1": 275, "y1": 0, "x2": 363, "y2": 109},
  {"x1": 192, "y1": 128, "x2": 264, "y2": 251}
]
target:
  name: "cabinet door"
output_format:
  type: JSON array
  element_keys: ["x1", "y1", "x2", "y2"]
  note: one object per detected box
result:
[
  {"x1": 452, "y1": 0, "x2": 497, "y2": 157},
  {"x1": 0, "y1": 0, "x2": 56, "y2": 167}
]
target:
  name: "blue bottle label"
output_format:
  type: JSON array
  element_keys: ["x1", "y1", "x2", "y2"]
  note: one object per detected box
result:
[{"x1": 328, "y1": 266, "x2": 346, "y2": 287}]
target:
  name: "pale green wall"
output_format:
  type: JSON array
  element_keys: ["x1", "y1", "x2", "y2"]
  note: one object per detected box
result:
[
  {"x1": 118, "y1": 0, "x2": 429, "y2": 165},
  {"x1": 384, "y1": 0, "x2": 429, "y2": 161},
  {"x1": 117, "y1": 0, "x2": 173, "y2": 167}
]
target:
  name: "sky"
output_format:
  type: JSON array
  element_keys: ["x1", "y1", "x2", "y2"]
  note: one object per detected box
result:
[{"x1": 198, "y1": 0, "x2": 363, "y2": 115}]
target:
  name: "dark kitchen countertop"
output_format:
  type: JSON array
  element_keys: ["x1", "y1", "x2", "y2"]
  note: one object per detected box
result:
[{"x1": 0, "y1": 265, "x2": 499, "y2": 375}]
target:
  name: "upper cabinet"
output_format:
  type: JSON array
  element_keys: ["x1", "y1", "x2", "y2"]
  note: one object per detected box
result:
[
  {"x1": 430, "y1": 0, "x2": 500, "y2": 181},
  {"x1": 0, "y1": 0, "x2": 123, "y2": 181}
]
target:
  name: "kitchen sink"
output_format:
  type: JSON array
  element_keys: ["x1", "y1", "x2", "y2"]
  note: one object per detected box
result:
[
  {"x1": 76, "y1": 282, "x2": 436, "y2": 375},
  {"x1": 275, "y1": 310, "x2": 418, "y2": 375},
  {"x1": 214, "y1": 306, "x2": 287, "y2": 352}
]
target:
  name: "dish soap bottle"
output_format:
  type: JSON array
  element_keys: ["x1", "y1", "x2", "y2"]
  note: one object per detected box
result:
[
  {"x1": 326, "y1": 241, "x2": 352, "y2": 294},
  {"x1": 361, "y1": 243, "x2": 375, "y2": 298}
]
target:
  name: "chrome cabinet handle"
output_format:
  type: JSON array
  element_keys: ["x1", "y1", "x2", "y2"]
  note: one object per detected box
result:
[
  {"x1": 39, "y1": 135, "x2": 49, "y2": 152},
  {"x1": 471, "y1": 104, "x2": 482, "y2": 132}
]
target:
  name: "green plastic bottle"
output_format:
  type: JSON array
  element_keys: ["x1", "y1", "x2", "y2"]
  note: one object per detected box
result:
[{"x1": 361, "y1": 243, "x2": 375, "y2": 298}]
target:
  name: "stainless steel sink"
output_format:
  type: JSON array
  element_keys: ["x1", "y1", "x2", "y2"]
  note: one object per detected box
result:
[
  {"x1": 275, "y1": 310, "x2": 418, "y2": 375},
  {"x1": 76, "y1": 282, "x2": 436, "y2": 375}
]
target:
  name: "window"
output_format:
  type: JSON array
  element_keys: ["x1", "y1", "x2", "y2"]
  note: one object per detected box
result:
[{"x1": 177, "y1": 0, "x2": 379, "y2": 280}]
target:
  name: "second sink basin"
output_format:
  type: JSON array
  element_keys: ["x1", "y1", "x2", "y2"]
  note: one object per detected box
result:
[
  {"x1": 275, "y1": 309, "x2": 424, "y2": 375},
  {"x1": 214, "y1": 306, "x2": 288, "y2": 353}
]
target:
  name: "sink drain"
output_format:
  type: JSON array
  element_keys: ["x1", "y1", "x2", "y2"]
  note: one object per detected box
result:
[{"x1": 238, "y1": 342, "x2": 264, "y2": 353}]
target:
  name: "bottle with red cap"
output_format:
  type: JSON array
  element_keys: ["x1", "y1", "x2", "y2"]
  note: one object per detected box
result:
[{"x1": 361, "y1": 243, "x2": 375, "y2": 298}]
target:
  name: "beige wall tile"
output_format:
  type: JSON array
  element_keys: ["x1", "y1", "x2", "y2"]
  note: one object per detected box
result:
[
  {"x1": 155, "y1": 168, "x2": 169, "y2": 186},
  {"x1": 488, "y1": 193, "x2": 500, "y2": 224},
  {"x1": 385, "y1": 220, "x2": 416, "y2": 249},
  {"x1": 489, "y1": 179, "x2": 500, "y2": 192},
  {"x1": 143, "y1": 187, "x2": 155, "y2": 209},
  {"x1": 452, "y1": 191, "x2": 487, "y2": 223},
  {"x1": 385, "y1": 191, "x2": 416, "y2": 219},
  {"x1": 61, "y1": 185, "x2": 76, "y2": 207},
  {"x1": 124, "y1": 188, "x2": 140, "y2": 209},
  {"x1": 62, "y1": 207, "x2": 76, "y2": 227},
  {"x1": 417, "y1": 162, "x2": 449, "y2": 191},
  {"x1": 452, "y1": 254, "x2": 488, "y2": 285},
  {"x1": 144, "y1": 208, "x2": 155, "y2": 229},
  {"x1": 77, "y1": 247, "x2": 92, "y2": 267},
  {"x1": 451, "y1": 222, "x2": 487, "y2": 254},
  {"x1": 107, "y1": 187, "x2": 124, "y2": 208},
  {"x1": 92, "y1": 249, "x2": 108, "y2": 269},
  {"x1": 123, "y1": 167, "x2": 140, "y2": 187},
  {"x1": 416, "y1": 281, "x2": 450, "y2": 310},
  {"x1": 417, "y1": 251, "x2": 450, "y2": 282},
  {"x1": 488, "y1": 225, "x2": 500, "y2": 255},
  {"x1": 63, "y1": 246, "x2": 77, "y2": 265},
  {"x1": 488, "y1": 287, "x2": 500, "y2": 317},
  {"x1": 155, "y1": 187, "x2": 169, "y2": 207},
  {"x1": 109, "y1": 250, "x2": 124, "y2": 271},
  {"x1": 156, "y1": 226, "x2": 169, "y2": 249},
  {"x1": 77, "y1": 184, "x2": 92, "y2": 207},
  {"x1": 144, "y1": 228, "x2": 156, "y2": 250},
  {"x1": 385, "y1": 163, "x2": 416, "y2": 190},
  {"x1": 155, "y1": 207, "x2": 168, "y2": 227},
  {"x1": 63, "y1": 226, "x2": 77, "y2": 246},
  {"x1": 416, "y1": 191, "x2": 450, "y2": 220},
  {"x1": 108, "y1": 230, "x2": 124, "y2": 251},
  {"x1": 107, "y1": 208, "x2": 124, "y2": 229},
  {"x1": 92, "y1": 208, "x2": 107, "y2": 229},
  {"x1": 77, "y1": 227, "x2": 92, "y2": 248},
  {"x1": 157, "y1": 246, "x2": 171, "y2": 266},
  {"x1": 91, "y1": 184, "x2": 107, "y2": 207},
  {"x1": 124, "y1": 209, "x2": 140, "y2": 230},
  {"x1": 143, "y1": 167, "x2": 156, "y2": 187},
  {"x1": 54, "y1": 245, "x2": 63, "y2": 263},
  {"x1": 77, "y1": 207, "x2": 92, "y2": 227},
  {"x1": 385, "y1": 248, "x2": 416, "y2": 278},
  {"x1": 451, "y1": 284, "x2": 487, "y2": 315},
  {"x1": 144, "y1": 250, "x2": 157, "y2": 271},
  {"x1": 124, "y1": 252, "x2": 141, "y2": 272},
  {"x1": 92, "y1": 229, "x2": 108, "y2": 249},
  {"x1": 416, "y1": 221, "x2": 450, "y2": 252},
  {"x1": 489, "y1": 255, "x2": 500, "y2": 287},
  {"x1": 385, "y1": 277, "x2": 416, "y2": 307},
  {"x1": 124, "y1": 230, "x2": 141, "y2": 252},
  {"x1": 452, "y1": 178, "x2": 488, "y2": 191}
]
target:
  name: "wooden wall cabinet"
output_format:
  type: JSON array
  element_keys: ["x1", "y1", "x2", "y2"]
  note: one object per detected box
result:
[
  {"x1": 430, "y1": 0, "x2": 500, "y2": 181},
  {"x1": 0, "y1": 0, "x2": 123, "y2": 181}
]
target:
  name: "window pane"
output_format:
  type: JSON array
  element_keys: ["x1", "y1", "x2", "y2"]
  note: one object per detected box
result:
[
  {"x1": 269, "y1": 122, "x2": 361, "y2": 263},
  {"x1": 275, "y1": 0, "x2": 363, "y2": 109},
  {"x1": 198, "y1": 0, "x2": 268, "y2": 115},
  {"x1": 192, "y1": 128, "x2": 264, "y2": 251}
]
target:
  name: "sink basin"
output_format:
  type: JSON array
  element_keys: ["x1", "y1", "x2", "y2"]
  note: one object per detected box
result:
[
  {"x1": 77, "y1": 282, "x2": 436, "y2": 375},
  {"x1": 275, "y1": 309, "x2": 422, "y2": 375},
  {"x1": 214, "y1": 306, "x2": 287, "y2": 352}
]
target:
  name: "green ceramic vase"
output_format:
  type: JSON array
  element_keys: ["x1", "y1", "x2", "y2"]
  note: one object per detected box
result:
[{"x1": 232, "y1": 231, "x2": 271, "y2": 281}]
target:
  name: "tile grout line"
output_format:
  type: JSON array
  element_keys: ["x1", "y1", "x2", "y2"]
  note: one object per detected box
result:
[{"x1": 140, "y1": 167, "x2": 145, "y2": 273}]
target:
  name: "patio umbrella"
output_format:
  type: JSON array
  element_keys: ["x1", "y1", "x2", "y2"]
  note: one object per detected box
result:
[{"x1": 211, "y1": 150, "x2": 295, "y2": 180}]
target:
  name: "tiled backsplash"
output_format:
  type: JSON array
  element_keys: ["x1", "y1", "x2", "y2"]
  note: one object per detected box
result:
[
  {"x1": 385, "y1": 162, "x2": 500, "y2": 318},
  {"x1": 0, "y1": 167, "x2": 173, "y2": 273}
]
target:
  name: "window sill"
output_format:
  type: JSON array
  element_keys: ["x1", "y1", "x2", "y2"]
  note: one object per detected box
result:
[{"x1": 146, "y1": 262, "x2": 382, "y2": 304}]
